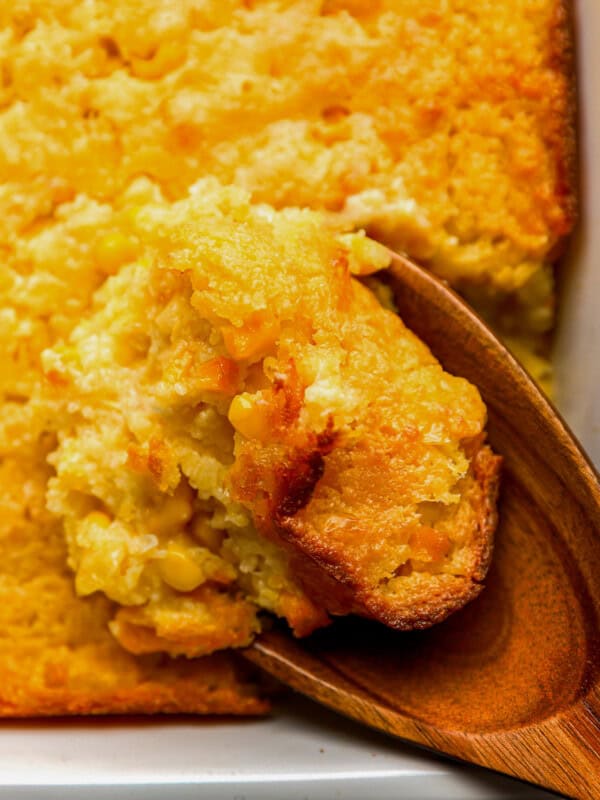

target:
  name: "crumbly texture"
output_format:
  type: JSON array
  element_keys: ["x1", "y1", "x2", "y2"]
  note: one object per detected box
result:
[
  {"x1": 1, "y1": 0, "x2": 572, "y2": 715},
  {"x1": 0, "y1": 0, "x2": 575, "y2": 345},
  {"x1": 0, "y1": 441, "x2": 267, "y2": 717},
  {"x1": 35, "y1": 180, "x2": 500, "y2": 653}
]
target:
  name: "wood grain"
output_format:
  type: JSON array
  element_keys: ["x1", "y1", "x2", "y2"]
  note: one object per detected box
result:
[{"x1": 244, "y1": 251, "x2": 600, "y2": 800}]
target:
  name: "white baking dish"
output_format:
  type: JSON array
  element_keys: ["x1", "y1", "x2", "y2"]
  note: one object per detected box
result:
[
  {"x1": 0, "y1": 695, "x2": 559, "y2": 800},
  {"x1": 1, "y1": 1, "x2": 595, "y2": 797}
]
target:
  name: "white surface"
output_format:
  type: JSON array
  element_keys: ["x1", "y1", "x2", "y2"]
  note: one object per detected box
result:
[
  {"x1": 4, "y1": 5, "x2": 596, "y2": 799},
  {"x1": 0, "y1": 696, "x2": 557, "y2": 799}
]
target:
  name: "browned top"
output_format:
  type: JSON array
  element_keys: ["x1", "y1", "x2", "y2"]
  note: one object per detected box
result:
[{"x1": 0, "y1": 0, "x2": 574, "y2": 716}]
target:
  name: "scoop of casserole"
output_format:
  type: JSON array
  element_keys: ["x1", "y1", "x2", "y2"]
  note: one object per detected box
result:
[{"x1": 41, "y1": 179, "x2": 501, "y2": 656}]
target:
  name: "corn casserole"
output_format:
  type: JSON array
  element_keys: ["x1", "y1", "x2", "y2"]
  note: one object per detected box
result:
[{"x1": 0, "y1": 0, "x2": 574, "y2": 715}]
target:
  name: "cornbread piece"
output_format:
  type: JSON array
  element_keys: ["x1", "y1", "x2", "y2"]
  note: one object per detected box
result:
[
  {"x1": 0, "y1": 0, "x2": 574, "y2": 363},
  {"x1": 0, "y1": 443, "x2": 267, "y2": 717},
  {"x1": 40, "y1": 180, "x2": 500, "y2": 652}
]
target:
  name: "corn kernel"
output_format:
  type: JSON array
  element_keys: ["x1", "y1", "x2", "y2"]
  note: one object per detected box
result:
[
  {"x1": 94, "y1": 231, "x2": 138, "y2": 274},
  {"x1": 228, "y1": 393, "x2": 271, "y2": 441},
  {"x1": 221, "y1": 312, "x2": 279, "y2": 361},
  {"x1": 196, "y1": 356, "x2": 239, "y2": 395},
  {"x1": 85, "y1": 511, "x2": 112, "y2": 529},
  {"x1": 159, "y1": 543, "x2": 205, "y2": 592}
]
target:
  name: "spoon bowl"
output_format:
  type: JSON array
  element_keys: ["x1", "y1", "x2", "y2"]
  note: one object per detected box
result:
[{"x1": 244, "y1": 251, "x2": 600, "y2": 800}]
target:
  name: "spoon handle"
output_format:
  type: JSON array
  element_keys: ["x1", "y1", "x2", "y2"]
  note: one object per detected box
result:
[
  {"x1": 503, "y1": 690, "x2": 600, "y2": 799},
  {"x1": 419, "y1": 689, "x2": 600, "y2": 800}
]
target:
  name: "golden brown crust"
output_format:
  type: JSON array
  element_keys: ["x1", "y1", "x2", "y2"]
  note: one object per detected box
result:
[
  {"x1": 362, "y1": 444, "x2": 502, "y2": 630},
  {"x1": 4, "y1": 0, "x2": 576, "y2": 717},
  {"x1": 0, "y1": 449, "x2": 269, "y2": 719},
  {"x1": 0, "y1": 654, "x2": 268, "y2": 718},
  {"x1": 110, "y1": 589, "x2": 261, "y2": 657},
  {"x1": 274, "y1": 444, "x2": 501, "y2": 632},
  {"x1": 218, "y1": 227, "x2": 501, "y2": 635}
]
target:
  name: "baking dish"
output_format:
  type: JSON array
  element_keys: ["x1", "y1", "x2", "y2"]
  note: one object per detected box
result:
[{"x1": 1, "y1": 0, "x2": 595, "y2": 796}]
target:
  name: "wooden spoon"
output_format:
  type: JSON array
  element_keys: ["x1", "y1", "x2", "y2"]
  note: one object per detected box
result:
[{"x1": 243, "y1": 250, "x2": 600, "y2": 800}]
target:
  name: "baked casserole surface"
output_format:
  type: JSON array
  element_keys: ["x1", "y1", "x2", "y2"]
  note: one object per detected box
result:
[{"x1": 0, "y1": 0, "x2": 574, "y2": 714}]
